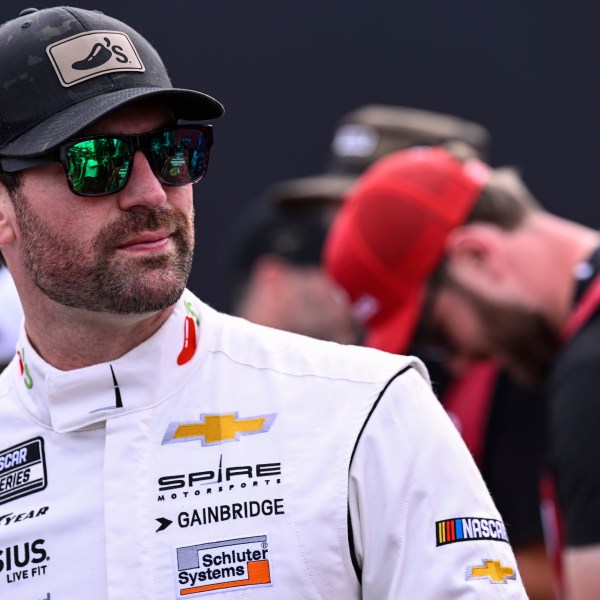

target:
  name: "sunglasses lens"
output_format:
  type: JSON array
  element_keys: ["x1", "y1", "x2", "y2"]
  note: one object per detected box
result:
[
  {"x1": 148, "y1": 128, "x2": 210, "y2": 185},
  {"x1": 65, "y1": 138, "x2": 131, "y2": 196},
  {"x1": 62, "y1": 126, "x2": 211, "y2": 196}
]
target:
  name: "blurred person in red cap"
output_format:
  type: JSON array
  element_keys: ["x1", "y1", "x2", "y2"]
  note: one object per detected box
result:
[
  {"x1": 229, "y1": 106, "x2": 553, "y2": 599},
  {"x1": 227, "y1": 104, "x2": 491, "y2": 344},
  {"x1": 324, "y1": 145, "x2": 600, "y2": 599}
]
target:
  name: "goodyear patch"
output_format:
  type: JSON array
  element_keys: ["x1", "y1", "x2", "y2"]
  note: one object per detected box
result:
[
  {"x1": 436, "y1": 517, "x2": 508, "y2": 547},
  {"x1": 175, "y1": 535, "x2": 272, "y2": 596}
]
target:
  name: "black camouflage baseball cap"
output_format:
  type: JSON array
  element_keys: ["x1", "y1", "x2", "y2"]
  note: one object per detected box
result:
[{"x1": 0, "y1": 6, "x2": 224, "y2": 159}]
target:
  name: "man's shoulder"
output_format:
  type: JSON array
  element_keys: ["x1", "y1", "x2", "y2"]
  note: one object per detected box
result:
[
  {"x1": 200, "y1": 302, "x2": 428, "y2": 388},
  {"x1": 550, "y1": 310, "x2": 600, "y2": 391},
  {"x1": 546, "y1": 310, "x2": 600, "y2": 438}
]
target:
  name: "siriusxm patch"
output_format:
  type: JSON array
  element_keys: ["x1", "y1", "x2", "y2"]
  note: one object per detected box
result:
[
  {"x1": 436, "y1": 517, "x2": 508, "y2": 547},
  {"x1": 0, "y1": 437, "x2": 47, "y2": 506}
]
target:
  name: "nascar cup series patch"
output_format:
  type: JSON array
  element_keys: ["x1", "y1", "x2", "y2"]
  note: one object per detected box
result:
[
  {"x1": 0, "y1": 437, "x2": 47, "y2": 505},
  {"x1": 436, "y1": 517, "x2": 509, "y2": 547}
]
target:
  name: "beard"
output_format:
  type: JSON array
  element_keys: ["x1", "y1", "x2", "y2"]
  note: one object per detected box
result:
[
  {"x1": 447, "y1": 278, "x2": 560, "y2": 386},
  {"x1": 12, "y1": 187, "x2": 194, "y2": 315}
]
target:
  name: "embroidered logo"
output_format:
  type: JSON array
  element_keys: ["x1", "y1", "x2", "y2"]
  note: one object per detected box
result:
[
  {"x1": 466, "y1": 559, "x2": 516, "y2": 584},
  {"x1": 46, "y1": 30, "x2": 144, "y2": 87},
  {"x1": 332, "y1": 124, "x2": 379, "y2": 158},
  {"x1": 175, "y1": 535, "x2": 272, "y2": 595},
  {"x1": 436, "y1": 517, "x2": 509, "y2": 546},
  {"x1": 177, "y1": 300, "x2": 200, "y2": 366},
  {"x1": 0, "y1": 438, "x2": 47, "y2": 506},
  {"x1": 17, "y1": 349, "x2": 33, "y2": 390},
  {"x1": 162, "y1": 413, "x2": 277, "y2": 446},
  {"x1": 89, "y1": 365, "x2": 123, "y2": 413}
]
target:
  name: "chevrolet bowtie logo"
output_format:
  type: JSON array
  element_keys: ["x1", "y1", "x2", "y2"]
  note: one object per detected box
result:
[
  {"x1": 466, "y1": 559, "x2": 516, "y2": 584},
  {"x1": 162, "y1": 412, "x2": 277, "y2": 446}
]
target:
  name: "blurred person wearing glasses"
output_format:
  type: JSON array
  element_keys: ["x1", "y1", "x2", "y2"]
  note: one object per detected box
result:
[
  {"x1": 0, "y1": 7, "x2": 527, "y2": 599},
  {"x1": 229, "y1": 105, "x2": 553, "y2": 599},
  {"x1": 226, "y1": 197, "x2": 362, "y2": 345},
  {"x1": 325, "y1": 146, "x2": 600, "y2": 599}
]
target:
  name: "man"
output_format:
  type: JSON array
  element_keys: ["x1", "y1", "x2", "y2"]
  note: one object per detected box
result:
[
  {"x1": 324, "y1": 145, "x2": 599, "y2": 598},
  {"x1": 0, "y1": 7, "x2": 527, "y2": 599},
  {"x1": 226, "y1": 198, "x2": 361, "y2": 344}
]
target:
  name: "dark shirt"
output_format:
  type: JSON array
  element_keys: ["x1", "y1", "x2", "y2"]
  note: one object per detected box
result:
[
  {"x1": 482, "y1": 371, "x2": 545, "y2": 546},
  {"x1": 546, "y1": 308, "x2": 600, "y2": 546}
]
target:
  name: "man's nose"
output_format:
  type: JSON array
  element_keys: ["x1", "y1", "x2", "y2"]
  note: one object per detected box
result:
[{"x1": 117, "y1": 150, "x2": 167, "y2": 210}]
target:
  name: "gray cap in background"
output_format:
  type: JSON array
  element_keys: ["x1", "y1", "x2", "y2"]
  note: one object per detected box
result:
[{"x1": 269, "y1": 104, "x2": 490, "y2": 208}]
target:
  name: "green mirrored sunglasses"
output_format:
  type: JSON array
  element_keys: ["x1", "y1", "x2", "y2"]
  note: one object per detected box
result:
[{"x1": 0, "y1": 124, "x2": 213, "y2": 197}]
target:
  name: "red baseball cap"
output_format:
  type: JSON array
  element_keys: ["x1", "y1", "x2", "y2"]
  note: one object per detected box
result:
[{"x1": 323, "y1": 146, "x2": 490, "y2": 354}]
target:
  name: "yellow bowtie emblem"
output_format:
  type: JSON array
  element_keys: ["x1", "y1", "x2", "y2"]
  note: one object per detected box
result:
[
  {"x1": 466, "y1": 559, "x2": 516, "y2": 584},
  {"x1": 162, "y1": 412, "x2": 277, "y2": 446}
]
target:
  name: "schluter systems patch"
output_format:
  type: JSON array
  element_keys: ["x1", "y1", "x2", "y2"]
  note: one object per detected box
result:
[
  {"x1": 0, "y1": 438, "x2": 47, "y2": 506},
  {"x1": 175, "y1": 535, "x2": 271, "y2": 596}
]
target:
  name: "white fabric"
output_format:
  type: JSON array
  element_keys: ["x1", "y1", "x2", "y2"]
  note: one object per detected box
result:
[
  {"x1": 0, "y1": 290, "x2": 528, "y2": 599},
  {"x1": 0, "y1": 267, "x2": 23, "y2": 365}
]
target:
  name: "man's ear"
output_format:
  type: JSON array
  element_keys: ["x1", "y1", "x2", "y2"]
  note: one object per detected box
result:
[
  {"x1": 0, "y1": 184, "x2": 17, "y2": 252},
  {"x1": 251, "y1": 254, "x2": 294, "y2": 298},
  {"x1": 444, "y1": 224, "x2": 508, "y2": 285}
]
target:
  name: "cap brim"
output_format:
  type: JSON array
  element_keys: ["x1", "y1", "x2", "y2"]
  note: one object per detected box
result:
[
  {"x1": 266, "y1": 173, "x2": 358, "y2": 207},
  {"x1": 364, "y1": 287, "x2": 425, "y2": 355},
  {"x1": 0, "y1": 87, "x2": 224, "y2": 158}
]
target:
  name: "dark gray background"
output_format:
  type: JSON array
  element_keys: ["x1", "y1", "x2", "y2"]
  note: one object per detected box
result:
[{"x1": 2, "y1": 1, "x2": 600, "y2": 311}]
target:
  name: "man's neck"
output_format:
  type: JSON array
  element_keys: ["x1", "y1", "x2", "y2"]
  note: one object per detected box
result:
[
  {"x1": 22, "y1": 298, "x2": 175, "y2": 371},
  {"x1": 531, "y1": 213, "x2": 600, "y2": 326}
]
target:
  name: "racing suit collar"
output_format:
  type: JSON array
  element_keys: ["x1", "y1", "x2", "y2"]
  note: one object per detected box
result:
[{"x1": 12, "y1": 289, "x2": 207, "y2": 432}]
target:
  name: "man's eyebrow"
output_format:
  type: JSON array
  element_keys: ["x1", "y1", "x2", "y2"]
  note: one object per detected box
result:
[{"x1": 84, "y1": 120, "x2": 177, "y2": 136}]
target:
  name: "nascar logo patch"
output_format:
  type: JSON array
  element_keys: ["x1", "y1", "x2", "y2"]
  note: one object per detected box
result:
[{"x1": 436, "y1": 517, "x2": 509, "y2": 547}]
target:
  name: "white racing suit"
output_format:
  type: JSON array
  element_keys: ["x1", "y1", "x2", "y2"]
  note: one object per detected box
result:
[{"x1": 0, "y1": 290, "x2": 528, "y2": 599}]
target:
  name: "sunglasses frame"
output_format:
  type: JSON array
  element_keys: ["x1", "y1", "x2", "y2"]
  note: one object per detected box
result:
[{"x1": 0, "y1": 124, "x2": 213, "y2": 197}]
